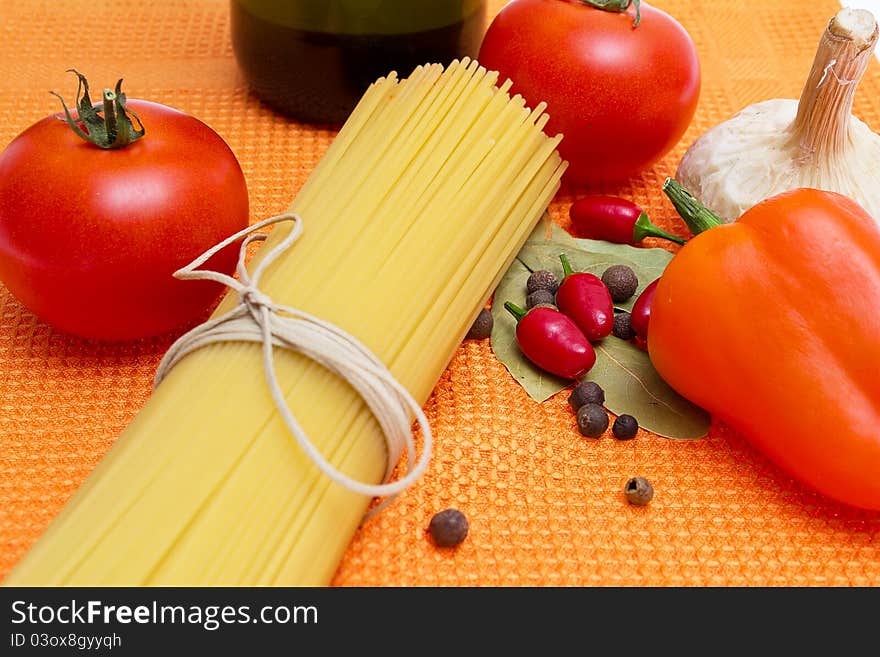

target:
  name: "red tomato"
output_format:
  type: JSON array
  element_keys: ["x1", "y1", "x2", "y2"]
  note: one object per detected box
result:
[
  {"x1": 0, "y1": 98, "x2": 249, "y2": 340},
  {"x1": 478, "y1": 0, "x2": 700, "y2": 183}
]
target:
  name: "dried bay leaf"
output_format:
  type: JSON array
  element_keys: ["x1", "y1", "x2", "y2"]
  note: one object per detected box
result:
[
  {"x1": 488, "y1": 215, "x2": 709, "y2": 439},
  {"x1": 586, "y1": 339, "x2": 710, "y2": 440},
  {"x1": 571, "y1": 238, "x2": 675, "y2": 271}
]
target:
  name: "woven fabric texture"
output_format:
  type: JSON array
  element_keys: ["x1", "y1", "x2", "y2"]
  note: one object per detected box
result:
[{"x1": 1, "y1": 0, "x2": 879, "y2": 586}]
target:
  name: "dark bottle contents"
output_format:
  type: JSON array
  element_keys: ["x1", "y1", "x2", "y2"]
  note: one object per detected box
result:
[{"x1": 231, "y1": 1, "x2": 488, "y2": 124}]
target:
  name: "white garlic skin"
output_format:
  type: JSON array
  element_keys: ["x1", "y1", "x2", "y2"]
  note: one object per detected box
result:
[{"x1": 676, "y1": 98, "x2": 880, "y2": 223}]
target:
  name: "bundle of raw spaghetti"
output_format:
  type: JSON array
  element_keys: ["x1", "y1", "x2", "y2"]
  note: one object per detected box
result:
[{"x1": 5, "y1": 59, "x2": 566, "y2": 585}]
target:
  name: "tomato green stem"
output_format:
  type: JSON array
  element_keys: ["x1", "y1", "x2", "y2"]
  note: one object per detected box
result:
[
  {"x1": 633, "y1": 212, "x2": 687, "y2": 245},
  {"x1": 101, "y1": 88, "x2": 118, "y2": 142},
  {"x1": 578, "y1": 0, "x2": 641, "y2": 27},
  {"x1": 504, "y1": 301, "x2": 527, "y2": 322},
  {"x1": 50, "y1": 70, "x2": 145, "y2": 149},
  {"x1": 560, "y1": 253, "x2": 575, "y2": 277},
  {"x1": 662, "y1": 178, "x2": 725, "y2": 236}
]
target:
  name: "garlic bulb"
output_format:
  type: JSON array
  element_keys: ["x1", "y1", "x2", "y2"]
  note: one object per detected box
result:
[{"x1": 677, "y1": 8, "x2": 880, "y2": 223}]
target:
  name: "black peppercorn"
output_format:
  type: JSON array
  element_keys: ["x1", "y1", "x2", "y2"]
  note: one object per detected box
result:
[
  {"x1": 612, "y1": 414, "x2": 639, "y2": 440},
  {"x1": 624, "y1": 477, "x2": 654, "y2": 505},
  {"x1": 612, "y1": 311, "x2": 636, "y2": 340},
  {"x1": 526, "y1": 269, "x2": 560, "y2": 295},
  {"x1": 526, "y1": 289, "x2": 556, "y2": 309},
  {"x1": 428, "y1": 508, "x2": 469, "y2": 547},
  {"x1": 568, "y1": 380, "x2": 605, "y2": 411},
  {"x1": 602, "y1": 265, "x2": 639, "y2": 303},
  {"x1": 466, "y1": 308, "x2": 494, "y2": 340},
  {"x1": 577, "y1": 403, "x2": 609, "y2": 438}
]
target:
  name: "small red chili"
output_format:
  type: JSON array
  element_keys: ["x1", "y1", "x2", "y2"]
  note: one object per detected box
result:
[
  {"x1": 504, "y1": 301, "x2": 596, "y2": 379},
  {"x1": 555, "y1": 254, "x2": 614, "y2": 341},
  {"x1": 569, "y1": 195, "x2": 685, "y2": 246},
  {"x1": 630, "y1": 278, "x2": 659, "y2": 341}
]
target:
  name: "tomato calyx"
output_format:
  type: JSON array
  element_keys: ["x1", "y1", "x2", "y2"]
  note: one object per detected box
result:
[
  {"x1": 50, "y1": 69, "x2": 145, "y2": 149},
  {"x1": 577, "y1": 0, "x2": 642, "y2": 27}
]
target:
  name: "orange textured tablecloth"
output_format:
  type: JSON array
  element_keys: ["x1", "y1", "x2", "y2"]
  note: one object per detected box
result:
[{"x1": 2, "y1": 0, "x2": 880, "y2": 587}]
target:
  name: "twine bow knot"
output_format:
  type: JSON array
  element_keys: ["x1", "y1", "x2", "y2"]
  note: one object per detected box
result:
[{"x1": 153, "y1": 213, "x2": 432, "y2": 516}]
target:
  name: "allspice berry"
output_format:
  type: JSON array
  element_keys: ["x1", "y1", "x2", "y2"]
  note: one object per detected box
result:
[
  {"x1": 612, "y1": 414, "x2": 639, "y2": 440},
  {"x1": 526, "y1": 269, "x2": 560, "y2": 295},
  {"x1": 602, "y1": 265, "x2": 639, "y2": 303},
  {"x1": 526, "y1": 289, "x2": 556, "y2": 309},
  {"x1": 577, "y1": 403, "x2": 609, "y2": 438},
  {"x1": 429, "y1": 509, "x2": 469, "y2": 547},
  {"x1": 624, "y1": 477, "x2": 654, "y2": 506},
  {"x1": 466, "y1": 308, "x2": 494, "y2": 340},
  {"x1": 568, "y1": 381, "x2": 605, "y2": 412},
  {"x1": 612, "y1": 312, "x2": 636, "y2": 340}
]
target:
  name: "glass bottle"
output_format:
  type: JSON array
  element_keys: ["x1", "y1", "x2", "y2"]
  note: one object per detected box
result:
[{"x1": 230, "y1": 0, "x2": 488, "y2": 123}]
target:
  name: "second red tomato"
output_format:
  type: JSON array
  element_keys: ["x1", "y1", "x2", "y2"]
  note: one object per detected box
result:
[{"x1": 478, "y1": 0, "x2": 700, "y2": 184}]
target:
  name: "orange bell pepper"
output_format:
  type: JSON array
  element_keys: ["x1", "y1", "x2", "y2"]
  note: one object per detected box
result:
[{"x1": 651, "y1": 181, "x2": 880, "y2": 510}]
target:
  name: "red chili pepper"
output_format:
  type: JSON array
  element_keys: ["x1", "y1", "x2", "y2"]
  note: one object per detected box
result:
[
  {"x1": 630, "y1": 278, "x2": 659, "y2": 342},
  {"x1": 555, "y1": 254, "x2": 614, "y2": 341},
  {"x1": 504, "y1": 301, "x2": 596, "y2": 379},
  {"x1": 569, "y1": 195, "x2": 686, "y2": 246}
]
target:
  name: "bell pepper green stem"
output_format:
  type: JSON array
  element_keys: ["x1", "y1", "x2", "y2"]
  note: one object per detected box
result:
[
  {"x1": 560, "y1": 254, "x2": 575, "y2": 277},
  {"x1": 632, "y1": 212, "x2": 687, "y2": 245},
  {"x1": 578, "y1": 0, "x2": 641, "y2": 27},
  {"x1": 504, "y1": 301, "x2": 527, "y2": 322},
  {"x1": 662, "y1": 178, "x2": 725, "y2": 236}
]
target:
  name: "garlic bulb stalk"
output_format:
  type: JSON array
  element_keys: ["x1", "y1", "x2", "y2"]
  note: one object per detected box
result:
[{"x1": 677, "y1": 8, "x2": 880, "y2": 223}]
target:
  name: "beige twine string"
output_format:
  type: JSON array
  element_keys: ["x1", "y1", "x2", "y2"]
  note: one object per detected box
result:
[{"x1": 154, "y1": 213, "x2": 432, "y2": 515}]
